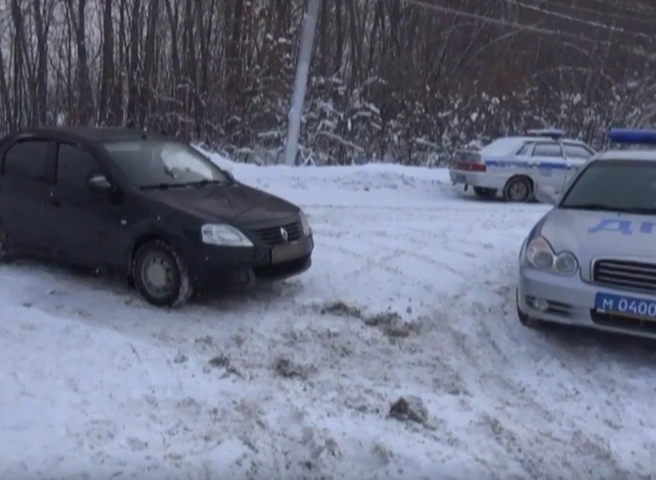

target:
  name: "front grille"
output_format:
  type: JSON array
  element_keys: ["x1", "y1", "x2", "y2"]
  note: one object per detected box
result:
[
  {"x1": 253, "y1": 221, "x2": 302, "y2": 246},
  {"x1": 592, "y1": 259, "x2": 656, "y2": 293}
]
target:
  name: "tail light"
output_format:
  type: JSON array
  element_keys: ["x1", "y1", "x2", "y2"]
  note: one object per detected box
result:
[{"x1": 451, "y1": 150, "x2": 487, "y2": 172}]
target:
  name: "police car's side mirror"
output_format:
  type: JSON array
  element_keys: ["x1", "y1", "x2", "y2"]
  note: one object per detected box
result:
[{"x1": 534, "y1": 185, "x2": 560, "y2": 205}]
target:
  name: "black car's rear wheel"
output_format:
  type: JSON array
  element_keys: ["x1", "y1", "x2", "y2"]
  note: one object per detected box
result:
[{"x1": 132, "y1": 240, "x2": 193, "y2": 308}]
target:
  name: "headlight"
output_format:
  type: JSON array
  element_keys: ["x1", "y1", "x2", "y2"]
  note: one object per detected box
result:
[
  {"x1": 200, "y1": 224, "x2": 253, "y2": 247},
  {"x1": 299, "y1": 210, "x2": 312, "y2": 236},
  {"x1": 525, "y1": 236, "x2": 578, "y2": 276}
]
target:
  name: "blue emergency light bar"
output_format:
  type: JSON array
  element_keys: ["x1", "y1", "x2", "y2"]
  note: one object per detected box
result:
[
  {"x1": 526, "y1": 128, "x2": 565, "y2": 140},
  {"x1": 607, "y1": 128, "x2": 656, "y2": 145}
]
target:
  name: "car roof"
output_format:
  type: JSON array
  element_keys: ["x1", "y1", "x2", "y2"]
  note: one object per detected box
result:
[
  {"x1": 481, "y1": 136, "x2": 591, "y2": 156},
  {"x1": 499, "y1": 135, "x2": 588, "y2": 145},
  {"x1": 11, "y1": 126, "x2": 177, "y2": 144}
]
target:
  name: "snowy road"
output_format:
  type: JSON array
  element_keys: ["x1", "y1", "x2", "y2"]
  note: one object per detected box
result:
[{"x1": 2, "y1": 161, "x2": 656, "y2": 479}]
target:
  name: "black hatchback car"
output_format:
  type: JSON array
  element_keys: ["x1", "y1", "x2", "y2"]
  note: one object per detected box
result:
[{"x1": 0, "y1": 127, "x2": 314, "y2": 307}]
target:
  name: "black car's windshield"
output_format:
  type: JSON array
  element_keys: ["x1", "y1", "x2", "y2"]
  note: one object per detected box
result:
[
  {"x1": 103, "y1": 140, "x2": 230, "y2": 188},
  {"x1": 560, "y1": 159, "x2": 656, "y2": 213}
]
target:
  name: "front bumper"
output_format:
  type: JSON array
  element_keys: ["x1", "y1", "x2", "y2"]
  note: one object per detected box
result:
[
  {"x1": 181, "y1": 235, "x2": 314, "y2": 290},
  {"x1": 518, "y1": 265, "x2": 656, "y2": 338},
  {"x1": 448, "y1": 169, "x2": 508, "y2": 190}
]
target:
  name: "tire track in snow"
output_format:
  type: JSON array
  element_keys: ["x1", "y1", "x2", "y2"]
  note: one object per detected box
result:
[
  {"x1": 2, "y1": 166, "x2": 655, "y2": 478},
  {"x1": 448, "y1": 252, "x2": 651, "y2": 479}
]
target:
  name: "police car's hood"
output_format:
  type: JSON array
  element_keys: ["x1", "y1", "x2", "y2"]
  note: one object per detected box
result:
[
  {"x1": 537, "y1": 208, "x2": 656, "y2": 280},
  {"x1": 143, "y1": 181, "x2": 300, "y2": 224}
]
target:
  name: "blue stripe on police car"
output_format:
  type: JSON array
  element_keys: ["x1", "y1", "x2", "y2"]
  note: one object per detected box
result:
[
  {"x1": 484, "y1": 160, "x2": 571, "y2": 169},
  {"x1": 588, "y1": 219, "x2": 656, "y2": 235}
]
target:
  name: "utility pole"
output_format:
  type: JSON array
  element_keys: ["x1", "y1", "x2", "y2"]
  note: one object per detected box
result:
[{"x1": 284, "y1": 0, "x2": 320, "y2": 166}]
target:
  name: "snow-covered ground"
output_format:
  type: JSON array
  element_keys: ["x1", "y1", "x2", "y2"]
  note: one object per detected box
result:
[{"x1": 2, "y1": 158, "x2": 656, "y2": 479}]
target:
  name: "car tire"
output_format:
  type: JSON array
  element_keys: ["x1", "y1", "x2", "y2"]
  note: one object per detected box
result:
[
  {"x1": 473, "y1": 187, "x2": 497, "y2": 199},
  {"x1": 503, "y1": 176, "x2": 532, "y2": 202},
  {"x1": 132, "y1": 240, "x2": 194, "y2": 308},
  {"x1": 0, "y1": 224, "x2": 11, "y2": 263}
]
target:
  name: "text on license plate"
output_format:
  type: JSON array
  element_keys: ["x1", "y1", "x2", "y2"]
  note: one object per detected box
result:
[{"x1": 594, "y1": 292, "x2": 656, "y2": 320}]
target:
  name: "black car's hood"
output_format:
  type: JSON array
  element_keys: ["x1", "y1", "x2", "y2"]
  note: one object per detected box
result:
[{"x1": 142, "y1": 182, "x2": 300, "y2": 224}]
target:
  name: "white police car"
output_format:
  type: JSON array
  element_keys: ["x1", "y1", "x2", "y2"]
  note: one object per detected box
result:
[
  {"x1": 518, "y1": 128, "x2": 656, "y2": 339},
  {"x1": 449, "y1": 129, "x2": 595, "y2": 202}
]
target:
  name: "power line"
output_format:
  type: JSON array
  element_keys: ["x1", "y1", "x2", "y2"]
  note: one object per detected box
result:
[
  {"x1": 506, "y1": 0, "x2": 654, "y2": 40},
  {"x1": 539, "y1": 0, "x2": 656, "y2": 26},
  {"x1": 395, "y1": 0, "x2": 656, "y2": 59}
]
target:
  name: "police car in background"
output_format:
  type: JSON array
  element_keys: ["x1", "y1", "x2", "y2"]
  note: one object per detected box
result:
[
  {"x1": 518, "y1": 128, "x2": 656, "y2": 339},
  {"x1": 449, "y1": 129, "x2": 595, "y2": 202}
]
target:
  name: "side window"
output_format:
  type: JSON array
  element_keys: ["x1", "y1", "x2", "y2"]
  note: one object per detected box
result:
[
  {"x1": 516, "y1": 143, "x2": 534, "y2": 156},
  {"x1": 56, "y1": 143, "x2": 100, "y2": 190},
  {"x1": 533, "y1": 143, "x2": 563, "y2": 157},
  {"x1": 563, "y1": 144, "x2": 594, "y2": 159},
  {"x1": 2, "y1": 139, "x2": 50, "y2": 181}
]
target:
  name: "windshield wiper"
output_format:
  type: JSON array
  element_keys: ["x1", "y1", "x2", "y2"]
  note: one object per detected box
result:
[
  {"x1": 561, "y1": 203, "x2": 616, "y2": 211},
  {"x1": 615, "y1": 206, "x2": 656, "y2": 215},
  {"x1": 139, "y1": 183, "x2": 187, "y2": 190},
  {"x1": 139, "y1": 179, "x2": 227, "y2": 190},
  {"x1": 562, "y1": 203, "x2": 656, "y2": 214},
  {"x1": 179, "y1": 179, "x2": 226, "y2": 188}
]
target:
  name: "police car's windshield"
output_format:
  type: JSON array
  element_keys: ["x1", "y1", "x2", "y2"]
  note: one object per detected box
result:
[
  {"x1": 103, "y1": 140, "x2": 231, "y2": 188},
  {"x1": 560, "y1": 160, "x2": 656, "y2": 213}
]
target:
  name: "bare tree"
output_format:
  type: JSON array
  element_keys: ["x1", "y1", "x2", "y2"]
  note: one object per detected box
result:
[{"x1": 0, "y1": 0, "x2": 655, "y2": 164}]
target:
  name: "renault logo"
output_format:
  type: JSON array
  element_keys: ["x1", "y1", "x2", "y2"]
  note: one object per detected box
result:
[{"x1": 280, "y1": 227, "x2": 289, "y2": 242}]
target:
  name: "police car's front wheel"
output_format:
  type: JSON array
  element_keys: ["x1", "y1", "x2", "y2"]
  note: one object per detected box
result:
[
  {"x1": 0, "y1": 224, "x2": 11, "y2": 263},
  {"x1": 516, "y1": 288, "x2": 542, "y2": 329},
  {"x1": 503, "y1": 176, "x2": 532, "y2": 202}
]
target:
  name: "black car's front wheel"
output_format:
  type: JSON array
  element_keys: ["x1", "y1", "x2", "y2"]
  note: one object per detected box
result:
[{"x1": 132, "y1": 240, "x2": 194, "y2": 308}]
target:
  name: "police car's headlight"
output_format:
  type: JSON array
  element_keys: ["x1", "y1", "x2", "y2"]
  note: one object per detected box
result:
[
  {"x1": 525, "y1": 236, "x2": 578, "y2": 276},
  {"x1": 299, "y1": 211, "x2": 312, "y2": 236},
  {"x1": 554, "y1": 251, "x2": 578, "y2": 275},
  {"x1": 201, "y1": 224, "x2": 253, "y2": 247}
]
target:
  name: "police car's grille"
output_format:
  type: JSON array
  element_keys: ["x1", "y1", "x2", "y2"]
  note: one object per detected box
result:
[
  {"x1": 592, "y1": 259, "x2": 656, "y2": 293},
  {"x1": 254, "y1": 221, "x2": 302, "y2": 246}
]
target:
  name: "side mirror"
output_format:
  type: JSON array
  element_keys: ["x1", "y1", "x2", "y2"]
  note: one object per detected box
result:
[
  {"x1": 534, "y1": 184, "x2": 560, "y2": 205},
  {"x1": 88, "y1": 173, "x2": 112, "y2": 192}
]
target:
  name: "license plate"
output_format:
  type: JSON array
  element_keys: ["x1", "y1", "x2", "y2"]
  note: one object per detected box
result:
[
  {"x1": 453, "y1": 173, "x2": 466, "y2": 183},
  {"x1": 272, "y1": 241, "x2": 306, "y2": 264},
  {"x1": 594, "y1": 292, "x2": 656, "y2": 320}
]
